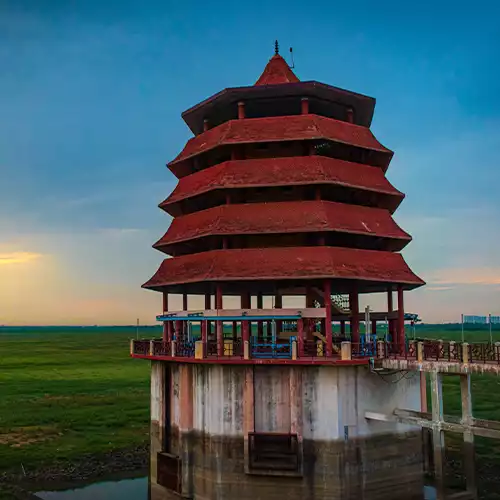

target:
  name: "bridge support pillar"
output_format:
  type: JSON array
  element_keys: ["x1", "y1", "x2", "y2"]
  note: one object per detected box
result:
[
  {"x1": 430, "y1": 371, "x2": 446, "y2": 499},
  {"x1": 461, "y1": 374, "x2": 477, "y2": 499}
]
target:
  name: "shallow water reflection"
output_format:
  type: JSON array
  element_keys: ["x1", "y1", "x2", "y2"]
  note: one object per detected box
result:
[{"x1": 36, "y1": 477, "x2": 147, "y2": 500}]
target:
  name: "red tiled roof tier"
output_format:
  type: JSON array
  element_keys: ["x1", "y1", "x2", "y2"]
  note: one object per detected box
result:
[
  {"x1": 168, "y1": 114, "x2": 392, "y2": 169},
  {"x1": 254, "y1": 54, "x2": 300, "y2": 86},
  {"x1": 154, "y1": 201, "x2": 411, "y2": 250},
  {"x1": 142, "y1": 247, "x2": 425, "y2": 291},
  {"x1": 161, "y1": 156, "x2": 403, "y2": 213}
]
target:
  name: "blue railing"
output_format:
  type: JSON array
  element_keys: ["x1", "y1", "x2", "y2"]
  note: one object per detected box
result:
[{"x1": 251, "y1": 337, "x2": 294, "y2": 359}]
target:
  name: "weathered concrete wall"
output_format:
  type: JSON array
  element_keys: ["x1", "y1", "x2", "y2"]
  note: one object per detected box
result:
[
  {"x1": 151, "y1": 362, "x2": 423, "y2": 500},
  {"x1": 150, "y1": 361, "x2": 165, "y2": 484},
  {"x1": 254, "y1": 365, "x2": 291, "y2": 432}
]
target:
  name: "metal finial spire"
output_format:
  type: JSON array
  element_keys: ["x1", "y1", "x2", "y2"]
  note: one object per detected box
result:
[{"x1": 274, "y1": 40, "x2": 279, "y2": 55}]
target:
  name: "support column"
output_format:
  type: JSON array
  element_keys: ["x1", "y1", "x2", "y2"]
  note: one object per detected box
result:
[
  {"x1": 241, "y1": 292, "x2": 251, "y2": 343},
  {"x1": 387, "y1": 287, "x2": 395, "y2": 344},
  {"x1": 397, "y1": 285, "x2": 405, "y2": 353},
  {"x1": 289, "y1": 367, "x2": 303, "y2": 473},
  {"x1": 349, "y1": 288, "x2": 360, "y2": 344},
  {"x1": 346, "y1": 107, "x2": 354, "y2": 123},
  {"x1": 182, "y1": 293, "x2": 188, "y2": 340},
  {"x1": 301, "y1": 97, "x2": 309, "y2": 115},
  {"x1": 178, "y1": 364, "x2": 194, "y2": 496},
  {"x1": 243, "y1": 366, "x2": 255, "y2": 473},
  {"x1": 275, "y1": 292, "x2": 283, "y2": 337},
  {"x1": 430, "y1": 371, "x2": 445, "y2": 500},
  {"x1": 205, "y1": 293, "x2": 212, "y2": 340},
  {"x1": 216, "y1": 284, "x2": 223, "y2": 356},
  {"x1": 162, "y1": 292, "x2": 168, "y2": 342},
  {"x1": 461, "y1": 374, "x2": 477, "y2": 498},
  {"x1": 232, "y1": 321, "x2": 238, "y2": 341},
  {"x1": 238, "y1": 101, "x2": 245, "y2": 119},
  {"x1": 297, "y1": 318, "x2": 305, "y2": 357},
  {"x1": 371, "y1": 319, "x2": 377, "y2": 337},
  {"x1": 257, "y1": 293, "x2": 263, "y2": 339},
  {"x1": 324, "y1": 280, "x2": 333, "y2": 356}
]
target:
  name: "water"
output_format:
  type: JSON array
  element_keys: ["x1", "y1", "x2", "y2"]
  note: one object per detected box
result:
[
  {"x1": 36, "y1": 477, "x2": 147, "y2": 500},
  {"x1": 423, "y1": 485, "x2": 436, "y2": 500},
  {"x1": 35, "y1": 477, "x2": 435, "y2": 500}
]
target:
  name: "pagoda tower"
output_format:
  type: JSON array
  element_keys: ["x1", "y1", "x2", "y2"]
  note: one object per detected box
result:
[{"x1": 134, "y1": 45, "x2": 425, "y2": 500}]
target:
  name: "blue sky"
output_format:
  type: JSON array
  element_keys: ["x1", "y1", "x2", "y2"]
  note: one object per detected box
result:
[{"x1": 1, "y1": 0, "x2": 499, "y2": 324}]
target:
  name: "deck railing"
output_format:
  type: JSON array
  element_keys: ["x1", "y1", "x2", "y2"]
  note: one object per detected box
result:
[{"x1": 130, "y1": 339, "x2": 500, "y2": 366}]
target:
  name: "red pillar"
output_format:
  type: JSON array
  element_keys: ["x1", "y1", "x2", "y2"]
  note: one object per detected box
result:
[
  {"x1": 241, "y1": 292, "x2": 250, "y2": 343},
  {"x1": 324, "y1": 280, "x2": 332, "y2": 357},
  {"x1": 216, "y1": 284, "x2": 223, "y2": 356},
  {"x1": 306, "y1": 286, "x2": 315, "y2": 308},
  {"x1": 257, "y1": 293, "x2": 263, "y2": 339},
  {"x1": 340, "y1": 320, "x2": 346, "y2": 337},
  {"x1": 205, "y1": 293, "x2": 212, "y2": 340},
  {"x1": 349, "y1": 289, "x2": 360, "y2": 344},
  {"x1": 162, "y1": 292, "x2": 168, "y2": 342},
  {"x1": 182, "y1": 293, "x2": 188, "y2": 340},
  {"x1": 232, "y1": 321, "x2": 238, "y2": 341},
  {"x1": 388, "y1": 287, "x2": 396, "y2": 345},
  {"x1": 397, "y1": 285, "x2": 405, "y2": 353},
  {"x1": 238, "y1": 101, "x2": 245, "y2": 119},
  {"x1": 201, "y1": 320, "x2": 207, "y2": 344},
  {"x1": 298, "y1": 318, "x2": 305, "y2": 357},
  {"x1": 301, "y1": 97, "x2": 309, "y2": 115},
  {"x1": 371, "y1": 320, "x2": 377, "y2": 337},
  {"x1": 346, "y1": 107, "x2": 354, "y2": 123},
  {"x1": 275, "y1": 293, "x2": 283, "y2": 337}
]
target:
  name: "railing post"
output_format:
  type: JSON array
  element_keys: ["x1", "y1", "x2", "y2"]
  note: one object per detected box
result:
[
  {"x1": 195, "y1": 341, "x2": 204, "y2": 359},
  {"x1": 438, "y1": 339, "x2": 444, "y2": 360},
  {"x1": 149, "y1": 340, "x2": 154, "y2": 356},
  {"x1": 316, "y1": 340, "x2": 324, "y2": 357},
  {"x1": 417, "y1": 341, "x2": 424, "y2": 362},
  {"x1": 171, "y1": 340, "x2": 176, "y2": 357},
  {"x1": 291, "y1": 341, "x2": 297, "y2": 360},
  {"x1": 297, "y1": 318, "x2": 305, "y2": 358},
  {"x1": 244, "y1": 340, "x2": 250, "y2": 360},
  {"x1": 341, "y1": 341, "x2": 352, "y2": 361},
  {"x1": 408, "y1": 340, "x2": 416, "y2": 359},
  {"x1": 462, "y1": 342, "x2": 469, "y2": 364},
  {"x1": 449, "y1": 341, "x2": 456, "y2": 361},
  {"x1": 377, "y1": 340, "x2": 385, "y2": 359},
  {"x1": 130, "y1": 339, "x2": 134, "y2": 355}
]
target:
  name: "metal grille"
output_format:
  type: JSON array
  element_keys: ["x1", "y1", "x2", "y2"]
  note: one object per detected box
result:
[
  {"x1": 248, "y1": 433, "x2": 299, "y2": 472},
  {"x1": 157, "y1": 452, "x2": 182, "y2": 494}
]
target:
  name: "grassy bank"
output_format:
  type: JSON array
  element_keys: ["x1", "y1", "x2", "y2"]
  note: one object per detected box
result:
[{"x1": 0, "y1": 328, "x2": 152, "y2": 477}]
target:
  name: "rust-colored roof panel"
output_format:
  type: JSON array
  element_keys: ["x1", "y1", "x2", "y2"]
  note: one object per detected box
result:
[
  {"x1": 155, "y1": 201, "x2": 411, "y2": 248},
  {"x1": 161, "y1": 156, "x2": 403, "y2": 211},
  {"x1": 142, "y1": 247, "x2": 425, "y2": 289},
  {"x1": 254, "y1": 54, "x2": 300, "y2": 85},
  {"x1": 168, "y1": 114, "x2": 392, "y2": 167}
]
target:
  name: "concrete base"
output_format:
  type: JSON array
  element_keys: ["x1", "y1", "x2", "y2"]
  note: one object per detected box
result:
[{"x1": 149, "y1": 361, "x2": 424, "y2": 500}]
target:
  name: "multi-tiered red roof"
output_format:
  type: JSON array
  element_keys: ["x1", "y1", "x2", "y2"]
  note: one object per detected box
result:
[{"x1": 143, "y1": 51, "x2": 424, "y2": 299}]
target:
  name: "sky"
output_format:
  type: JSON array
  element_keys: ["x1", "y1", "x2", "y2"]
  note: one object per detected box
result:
[{"x1": 1, "y1": 0, "x2": 499, "y2": 325}]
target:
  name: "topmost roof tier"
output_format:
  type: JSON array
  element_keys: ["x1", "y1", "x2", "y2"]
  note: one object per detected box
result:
[{"x1": 181, "y1": 54, "x2": 376, "y2": 135}]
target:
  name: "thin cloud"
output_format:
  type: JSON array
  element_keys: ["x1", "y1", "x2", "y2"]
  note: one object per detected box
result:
[
  {"x1": 0, "y1": 251, "x2": 42, "y2": 265},
  {"x1": 426, "y1": 286, "x2": 455, "y2": 292},
  {"x1": 428, "y1": 267, "x2": 500, "y2": 286}
]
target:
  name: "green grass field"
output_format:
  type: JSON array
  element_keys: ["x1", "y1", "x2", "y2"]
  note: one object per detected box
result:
[
  {"x1": 1, "y1": 324, "x2": 500, "y2": 497},
  {"x1": 0, "y1": 327, "x2": 155, "y2": 476}
]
